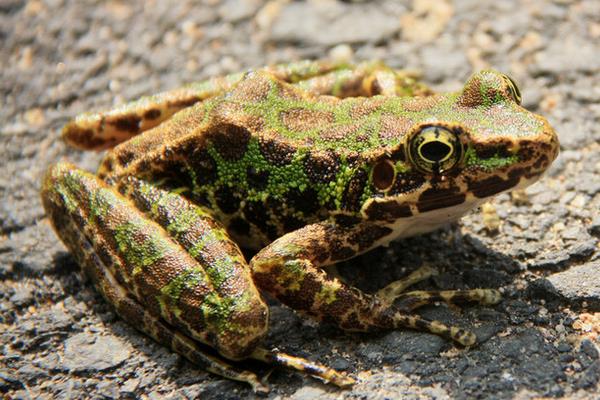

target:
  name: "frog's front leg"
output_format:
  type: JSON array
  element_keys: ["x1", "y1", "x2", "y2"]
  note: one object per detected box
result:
[{"x1": 251, "y1": 221, "x2": 479, "y2": 346}]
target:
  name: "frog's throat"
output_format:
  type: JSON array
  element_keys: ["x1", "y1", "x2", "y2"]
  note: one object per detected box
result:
[{"x1": 368, "y1": 170, "x2": 543, "y2": 247}]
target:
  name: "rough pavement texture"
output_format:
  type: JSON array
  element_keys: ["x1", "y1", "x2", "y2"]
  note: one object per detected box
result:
[{"x1": 1, "y1": 0, "x2": 599, "y2": 399}]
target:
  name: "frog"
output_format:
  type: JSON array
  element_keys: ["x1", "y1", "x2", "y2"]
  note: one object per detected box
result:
[{"x1": 41, "y1": 60, "x2": 559, "y2": 392}]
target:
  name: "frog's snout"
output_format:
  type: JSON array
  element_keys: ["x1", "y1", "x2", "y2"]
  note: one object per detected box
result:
[{"x1": 513, "y1": 117, "x2": 560, "y2": 183}]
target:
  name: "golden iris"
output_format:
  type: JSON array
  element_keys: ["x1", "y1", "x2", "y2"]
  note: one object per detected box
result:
[{"x1": 408, "y1": 126, "x2": 462, "y2": 174}]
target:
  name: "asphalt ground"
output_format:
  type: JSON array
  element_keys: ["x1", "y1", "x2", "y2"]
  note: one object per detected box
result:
[{"x1": 1, "y1": 1, "x2": 599, "y2": 399}]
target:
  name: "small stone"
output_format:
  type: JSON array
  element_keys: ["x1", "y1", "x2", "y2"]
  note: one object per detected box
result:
[
  {"x1": 590, "y1": 216, "x2": 600, "y2": 238},
  {"x1": 533, "y1": 261, "x2": 600, "y2": 309},
  {"x1": 9, "y1": 286, "x2": 34, "y2": 307},
  {"x1": 62, "y1": 333, "x2": 131, "y2": 373},
  {"x1": 580, "y1": 339, "x2": 599, "y2": 360},
  {"x1": 16, "y1": 364, "x2": 49, "y2": 382},
  {"x1": 328, "y1": 356, "x2": 351, "y2": 371},
  {"x1": 96, "y1": 380, "x2": 120, "y2": 399},
  {"x1": 120, "y1": 377, "x2": 140, "y2": 396},
  {"x1": 269, "y1": 2, "x2": 402, "y2": 46},
  {"x1": 290, "y1": 384, "x2": 330, "y2": 400}
]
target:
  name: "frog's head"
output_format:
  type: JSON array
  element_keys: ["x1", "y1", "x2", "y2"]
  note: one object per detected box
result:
[{"x1": 359, "y1": 70, "x2": 559, "y2": 235}]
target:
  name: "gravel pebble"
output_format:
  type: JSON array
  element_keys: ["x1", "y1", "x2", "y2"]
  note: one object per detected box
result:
[{"x1": 62, "y1": 333, "x2": 131, "y2": 373}]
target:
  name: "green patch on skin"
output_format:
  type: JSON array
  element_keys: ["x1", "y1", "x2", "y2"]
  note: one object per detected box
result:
[
  {"x1": 394, "y1": 161, "x2": 410, "y2": 173},
  {"x1": 113, "y1": 221, "x2": 171, "y2": 276},
  {"x1": 54, "y1": 171, "x2": 86, "y2": 213},
  {"x1": 278, "y1": 259, "x2": 307, "y2": 291},
  {"x1": 88, "y1": 189, "x2": 121, "y2": 225},
  {"x1": 159, "y1": 267, "x2": 208, "y2": 316},
  {"x1": 315, "y1": 283, "x2": 339, "y2": 306},
  {"x1": 204, "y1": 255, "x2": 240, "y2": 289},
  {"x1": 188, "y1": 229, "x2": 226, "y2": 259},
  {"x1": 464, "y1": 146, "x2": 519, "y2": 171},
  {"x1": 166, "y1": 207, "x2": 203, "y2": 236},
  {"x1": 201, "y1": 292, "x2": 235, "y2": 333}
]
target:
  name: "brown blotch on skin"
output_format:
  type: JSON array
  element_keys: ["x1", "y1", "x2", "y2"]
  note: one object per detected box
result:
[
  {"x1": 281, "y1": 108, "x2": 334, "y2": 132},
  {"x1": 417, "y1": 186, "x2": 466, "y2": 212},
  {"x1": 187, "y1": 147, "x2": 218, "y2": 186},
  {"x1": 456, "y1": 77, "x2": 484, "y2": 108},
  {"x1": 259, "y1": 136, "x2": 296, "y2": 166},
  {"x1": 109, "y1": 114, "x2": 142, "y2": 133},
  {"x1": 286, "y1": 187, "x2": 321, "y2": 215},
  {"x1": 63, "y1": 125, "x2": 107, "y2": 150},
  {"x1": 339, "y1": 76, "x2": 368, "y2": 98},
  {"x1": 402, "y1": 95, "x2": 441, "y2": 112},
  {"x1": 341, "y1": 168, "x2": 368, "y2": 212},
  {"x1": 228, "y1": 72, "x2": 272, "y2": 102},
  {"x1": 246, "y1": 166, "x2": 270, "y2": 190},
  {"x1": 369, "y1": 77, "x2": 382, "y2": 96},
  {"x1": 348, "y1": 225, "x2": 392, "y2": 251},
  {"x1": 303, "y1": 150, "x2": 340, "y2": 184},
  {"x1": 319, "y1": 123, "x2": 360, "y2": 142},
  {"x1": 379, "y1": 114, "x2": 414, "y2": 142},
  {"x1": 388, "y1": 172, "x2": 426, "y2": 195},
  {"x1": 333, "y1": 214, "x2": 362, "y2": 227},
  {"x1": 533, "y1": 154, "x2": 549, "y2": 170},
  {"x1": 117, "y1": 149, "x2": 136, "y2": 167},
  {"x1": 475, "y1": 141, "x2": 512, "y2": 159},
  {"x1": 350, "y1": 97, "x2": 387, "y2": 119},
  {"x1": 168, "y1": 96, "x2": 201, "y2": 109},
  {"x1": 330, "y1": 242, "x2": 356, "y2": 262},
  {"x1": 143, "y1": 108, "x2": 162, "y2": 120},
  {"x1": 206, "y1": 123, "x2": 251, "y2": 161},
  {"x1": 214, "y1": 185, "x2": 243, "y2": 214},
  {"x1": 469, "y1": 168, "x2": 524, "y2": 198},
  {"x1": 364, "y1": 201, "x2": 412, "y2": 221},
  {"x1": 275, "y1": 78, "x2": 307, "y2": 101}
]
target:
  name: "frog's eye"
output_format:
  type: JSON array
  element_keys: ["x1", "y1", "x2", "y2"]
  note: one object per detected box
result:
[
  {"x1": 372, "y1": 159, "x2": 396, "y2": 191},
  {"x1": 502, "y1": 74, "x2": 522, "y2": 105},
  {"x1": 408, "y1": 126, "x2": 462, "y2": 174}
]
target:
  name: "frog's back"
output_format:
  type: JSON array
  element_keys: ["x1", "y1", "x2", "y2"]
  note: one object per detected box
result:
[{"x1": 97, "y1": 71, "x2": 401, "y2": 248}]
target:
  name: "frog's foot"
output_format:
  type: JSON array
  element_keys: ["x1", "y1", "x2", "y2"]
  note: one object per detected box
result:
[
  {"x1": 376, "y1": 265, "x2": 439, "y2": 301},
  {"x1": 41, "y1": 163, "x2": 352, "y2": 391},
  {"x1": 393, "y1": 289, "x2": 502, "y2": 312},
  {"x1": 250, "y1": 348, "x2": 355, "y2": 388},
  {"x1": 251, "y1": 221, "x2": 485, "y2": 346},
  {"x1": 376, "y1": 266, "x2": 501, "y2": 311}
]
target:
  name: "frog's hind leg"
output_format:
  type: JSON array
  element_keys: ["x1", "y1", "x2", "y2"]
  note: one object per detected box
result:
[
  {"x1": 290, "y1": 61, "x2": 433, "y2": 98},
  {"x1": 41, "y1": 162, "x2": 271, "y2": 392},
  {"x1": 114, "y1": 174, "x2": 353, "y2": 388},
  {"x1": 41, "y1": 163, "x2": 352, "y2": 389},
  {"x1": 62, "y1": 73, "x2": 248, "y2": 151}
]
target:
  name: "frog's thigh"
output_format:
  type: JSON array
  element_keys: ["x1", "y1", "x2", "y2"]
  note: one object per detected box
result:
[
  {"x1": 62, "y1": 74, "x2": 242, "y2": 151},
  {"x1": 250, "y1": 221, "x2": 477, "y2": 346},
  {"x1": 41, "y1": 163, "x2": 268, "y2": 360},
  {"x1": 40, "y1": 163, "x2": 269, "y2": 391}
]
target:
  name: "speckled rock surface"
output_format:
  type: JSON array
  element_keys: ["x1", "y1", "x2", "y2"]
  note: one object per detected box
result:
[{"x1": 1, "y1": 1, "x2": 599, "y2": 399}]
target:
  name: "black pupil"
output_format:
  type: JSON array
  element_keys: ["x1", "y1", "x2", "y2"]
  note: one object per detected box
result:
[{"x1": 422, "y1": 141, "x2": 451, "y2": 162}]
